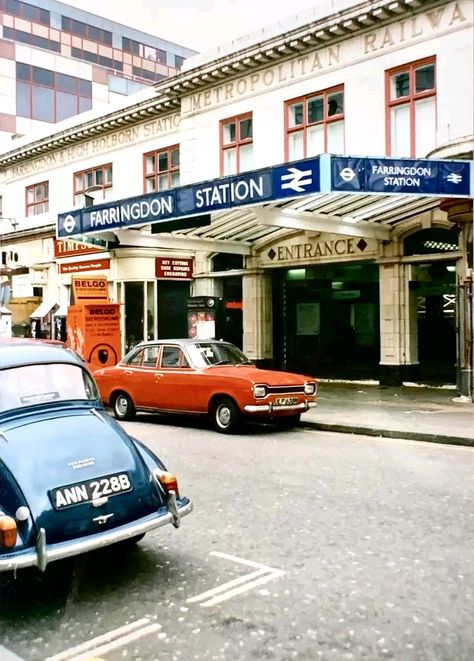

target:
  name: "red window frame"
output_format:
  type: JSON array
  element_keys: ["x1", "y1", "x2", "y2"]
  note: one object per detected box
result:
[
  {"x1": 73, "y1": 164, "x2": 113, "y2": 205},
  {"x1": 284, "y1": 85, "x2": 344, "y2": 160},
  {"x1": 143, "y1": 145, "x2": 180, "y2": 193},
  {"x1": 385, "y1": 56, "x2": 436, "y2": 157},
  {"x1": 25, "y1": 181, "x2": 49, "y2": 216},
  {"x1": 220, "y1": 113, "x2": 253, "y2": 175}
]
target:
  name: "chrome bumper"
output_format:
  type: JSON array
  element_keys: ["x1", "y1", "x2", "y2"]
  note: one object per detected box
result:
[
  {"x1": 0, "y1": 494, "x2": 193, "y2": 573},
  {"x1": 244, "y1": 401, "x2": 317, "y2": 414}
]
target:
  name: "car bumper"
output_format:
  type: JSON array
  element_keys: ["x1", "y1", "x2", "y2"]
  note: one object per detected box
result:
[
  {"x1": 244, "y1": 400, "x2": 317, "y2": 414},
  {"x1": 0, "y1": 494, "x2": 193, "y2": 573}
]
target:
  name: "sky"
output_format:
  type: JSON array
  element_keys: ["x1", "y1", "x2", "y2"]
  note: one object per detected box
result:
[{"x1": 64, "y1": 0, "x2": 327, "y2": 53}]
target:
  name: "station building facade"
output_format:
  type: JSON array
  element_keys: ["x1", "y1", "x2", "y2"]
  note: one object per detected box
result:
[{"x1": 0, "y1": 0, "x2": 473, "y2": 393}]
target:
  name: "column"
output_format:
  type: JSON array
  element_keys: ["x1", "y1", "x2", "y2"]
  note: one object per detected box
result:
[
  {"x1": 379, "y1": 261, "x2": 419, "y2": 386},
  {"x1": 242, "y1": 271, "x2": 273, "y2": 366},
  {"x1": 440, "y1": 200, "x2": 473, "y2": 399}
]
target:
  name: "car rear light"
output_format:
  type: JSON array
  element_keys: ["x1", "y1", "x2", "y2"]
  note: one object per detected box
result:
[
  {"x1": 0, "y1": 515, "x2": 17, "y2": 548},
  {"x1": 304, "y1": 382, "x2": 317, "y2": 395},
  {"x1": 156, "y1": 471, "x2": 180, "y2": 497}
]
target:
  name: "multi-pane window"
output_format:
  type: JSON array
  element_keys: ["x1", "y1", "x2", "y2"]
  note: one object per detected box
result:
[
  {"x1": 285, "y1": 87, "x2": 344, "y2": 160},
  {"x1": 144, "y1": 146, "x2": 180, "y2": 193},
  {"x1": 1, "y1": 0, "x2": 50, "y2": 25},
  {"x1": 220, "y1": 113, "x2": 253, "y2": 175},
  {"x1": 386, "y1": 57, "x2": 436, "y2": 157},
  {"x1": 26, "y1": 181, "x2": 48, "y2": 216},
  {"x1": 16, "y1": 64, "x2": 92, "y2": 123},
  {"x1": 61, "y1": 16, "x2": 112, "y2": 45},
  {"x1": 73, "y1": 165, "x2": 113, "y2": 205},
  {"x1": 123, "y1": 38, "x2": 167, "y2": 64}
]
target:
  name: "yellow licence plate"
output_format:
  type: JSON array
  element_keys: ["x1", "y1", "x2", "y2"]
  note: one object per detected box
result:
[{"x1": 274, "y1": 397, "x2": 298, "y2": 406}]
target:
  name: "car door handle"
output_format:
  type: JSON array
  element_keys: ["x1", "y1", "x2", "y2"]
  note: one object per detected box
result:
[
  {"x1": 155, "y1": 374, "x2": 164, "y2": 379},
  {"x1": 124, "y1": 370, "x2": 133, "y2": 375}
]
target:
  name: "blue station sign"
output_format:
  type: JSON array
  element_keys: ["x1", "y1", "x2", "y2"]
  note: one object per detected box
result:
[
  {"x1": 331, "y1": 156, "x2": 472, "y2": 197},
  {"x1": 57, "y1": 154, "x2": 472, "y2": 238},
  {"x1": 57, "y1": 158, "x2": 320, "y2": 238}
]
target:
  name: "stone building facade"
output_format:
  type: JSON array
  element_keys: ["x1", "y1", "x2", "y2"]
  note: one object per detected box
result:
[{"x1": 1, "y1": 0, "x2": 473, "y2": 393}]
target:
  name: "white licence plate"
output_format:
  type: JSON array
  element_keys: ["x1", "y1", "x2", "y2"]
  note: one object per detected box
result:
[
  {"x1": 51, "y1": 472, "x2": 132, "y2": 510},
  {"x1": 274, "y1": 397, "x2": 298, "y2": 406}
]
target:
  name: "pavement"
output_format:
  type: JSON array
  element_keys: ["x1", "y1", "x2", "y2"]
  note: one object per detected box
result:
[{"x1": 302, "y1": 380, "x2": 474, "y2": 447}]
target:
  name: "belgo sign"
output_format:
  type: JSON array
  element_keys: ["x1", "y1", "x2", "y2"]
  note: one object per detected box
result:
[{"x1": 57, "y1": 154, "x2": 473, "y2": 238}]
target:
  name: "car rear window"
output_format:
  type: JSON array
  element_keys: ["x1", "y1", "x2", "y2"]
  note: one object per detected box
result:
[{"x1": 0, "y1": 363, "x2": 99, "y2": 413}]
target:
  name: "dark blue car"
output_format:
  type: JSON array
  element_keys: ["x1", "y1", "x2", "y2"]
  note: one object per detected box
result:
[{"x1": 0, "y1": 339, "x2": 192, "y2": 572}]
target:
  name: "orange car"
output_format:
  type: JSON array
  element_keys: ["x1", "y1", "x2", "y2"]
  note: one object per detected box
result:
[{"x1": 93, "y1": 339, "x2": 318, "y2": 433}]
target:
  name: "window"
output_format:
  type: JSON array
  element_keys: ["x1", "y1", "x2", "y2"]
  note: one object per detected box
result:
[
  {"x1": 25, "y1": 181, "x2": 48, "y2": 216},
  {"x1": 220, "y1": 113, "x2": 253, "y2": 175},
  {"x1": 161, "y1": 346, "x2": 188, "y2": 368},
  {"x1": 1, "y1": 0, "x2": 50, "y2": 25},
  {"x1": 386, "y1": 57, "x2": 436, "y2": 157},
  {"x1": 16, "y1": 64, "x2": 92, "y2": 123},
  {"x1": 285, "y1": 87, "x2": 344, "y2": 160},
  {"x1": 123, "y1": 37, "x2": 167, "y2": 64},
  {"x1": 73, "y1": 164, "x2": 113, "y2": 205},
  {"x1": 61, "y1": 16, "x2": 112, "y2": 45},
  {"x1": 143, "y1": 146, "x2": 179, "y2": 193}
]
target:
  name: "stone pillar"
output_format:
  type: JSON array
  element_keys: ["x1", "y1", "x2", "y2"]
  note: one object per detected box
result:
[
  {"x1": 440, "y1": 199, "x2": 473, "y2": 399},
  {"x1": 191, "y1": 252, "x2": 223, "y2": 297},
  {"x1": 242, "y1": 270, "x2": 273, "y2": 366},
  {"x1": 379, "y1": 261, "x2": 419, "y2": 386}
]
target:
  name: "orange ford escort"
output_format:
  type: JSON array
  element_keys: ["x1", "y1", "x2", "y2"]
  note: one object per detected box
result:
[{"x1": 93, "y1": 339, "x2": 318, "y2": 433}]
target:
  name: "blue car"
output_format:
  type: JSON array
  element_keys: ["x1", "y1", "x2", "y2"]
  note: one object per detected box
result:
[{"x1": 0, "y1": 339, "x2": 192, "y2": 573}]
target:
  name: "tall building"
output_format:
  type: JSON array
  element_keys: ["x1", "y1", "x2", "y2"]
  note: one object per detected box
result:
[{"x1": 0, "y1": 0, "x2": 196, "y2": 144}]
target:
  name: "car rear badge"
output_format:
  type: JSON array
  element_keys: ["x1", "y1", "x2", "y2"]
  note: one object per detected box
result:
[
  {"x1": 68, "y1": 457, "x2": 96, "y2": 469},
  {"x1": 93, "y1": 513, "x2": 114, "y2": 525}
]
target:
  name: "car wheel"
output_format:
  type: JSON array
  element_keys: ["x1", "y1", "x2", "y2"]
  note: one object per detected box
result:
[
  {"x1": 277, "y1": 414, "x2": 301, "y2": 429},
  {"x1": 113, "y1": 392, "x2": 136, "y2": 421},
  {"x1": 212, "y1": 397, "x2": 240, "y2": 434}
]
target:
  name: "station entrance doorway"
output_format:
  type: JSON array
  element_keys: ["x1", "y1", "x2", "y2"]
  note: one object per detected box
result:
[
  {"x1": 405, "y1": 228, "x2": 459, "y2": 385},
  {"x1": 273, "y1": 262, "x2": 380, "y2": 380}
]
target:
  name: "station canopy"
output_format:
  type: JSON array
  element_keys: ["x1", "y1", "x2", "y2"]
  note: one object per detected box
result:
[{"x1": 57, "y1": 154, "x2": 473, "y2": 255}]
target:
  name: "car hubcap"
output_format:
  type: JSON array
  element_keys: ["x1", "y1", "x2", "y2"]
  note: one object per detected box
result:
[
  {"x1": 117, "y1": 397, "x2": 128, "y2": 415},
  {"x1": 217, "y1": 405, "x2": 231, "y2": 427}
]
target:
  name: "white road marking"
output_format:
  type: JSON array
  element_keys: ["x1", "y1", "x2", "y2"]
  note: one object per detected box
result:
[
  {"x1": 187, "y1": 568, "x2": 269, "y2": 603},
  {"x1": 44, "y1": 618, "x2": 160, "y2": 661},
  {"x1": 187, "y1": 551, "x2": 285, "y2": 607}
]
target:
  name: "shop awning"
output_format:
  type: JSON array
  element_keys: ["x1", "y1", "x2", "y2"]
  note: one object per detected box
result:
[
  {"x1": 30, "y1": 300, "x2": 58, "y2": 319},
  {"x1": 53, "y1": 304, "x2": 69, "y2": 317}
]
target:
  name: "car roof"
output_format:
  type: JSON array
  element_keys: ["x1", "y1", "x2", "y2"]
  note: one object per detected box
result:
[
  {"x1": 131, "y1": 338, "x2": 231, "y2": 349},
  {"x1": 0, "y1": 338, "x2": 85, "y2": 370}
]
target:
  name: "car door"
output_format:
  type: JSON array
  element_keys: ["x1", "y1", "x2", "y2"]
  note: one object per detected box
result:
[{"x1": 154, "y1": 344, "x2": 204, "y2": 413}]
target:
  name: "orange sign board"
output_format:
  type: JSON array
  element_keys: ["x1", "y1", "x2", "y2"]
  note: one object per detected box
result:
[
  {"x1": 71, "y1": 275, "x2": 109, "y2": 304},
  {"x1": 54, "y1": 238, "x2": 104, "y2": 258},
  {"x1": 67, "y1": 303, "x2": 121, "y2": 370},
  {"x1": 59, "y1": 258, "x2": 110, "y2": 274}
]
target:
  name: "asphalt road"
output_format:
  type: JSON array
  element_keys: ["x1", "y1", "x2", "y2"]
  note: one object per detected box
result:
[{"x1": 1, "y1": 415, "x2": 473, "y2": 661}]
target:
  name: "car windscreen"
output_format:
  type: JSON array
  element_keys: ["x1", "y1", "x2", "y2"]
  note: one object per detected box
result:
[
  {"x1": 0, "y1": 362, "x2": 99, "y2": 413},
  {"x1": 187, "y1": 342, "x2": 253, "y2": 367}
]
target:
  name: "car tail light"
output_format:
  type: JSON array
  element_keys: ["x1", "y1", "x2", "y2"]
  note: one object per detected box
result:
[
  {"x1": 156, "y1": 471, "x2": 180, "y2": 497},
  {"x1": 0, "y1": 515, "x2": 17, "y2": 548}
]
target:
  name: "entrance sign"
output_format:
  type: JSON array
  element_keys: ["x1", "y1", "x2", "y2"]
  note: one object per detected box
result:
[
  {"x1": 331, "y1": 156, "x2": 472, "y2": 196},
  {"x1": 57, "y1": 155, "x2": 472, "y2": 239}
]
